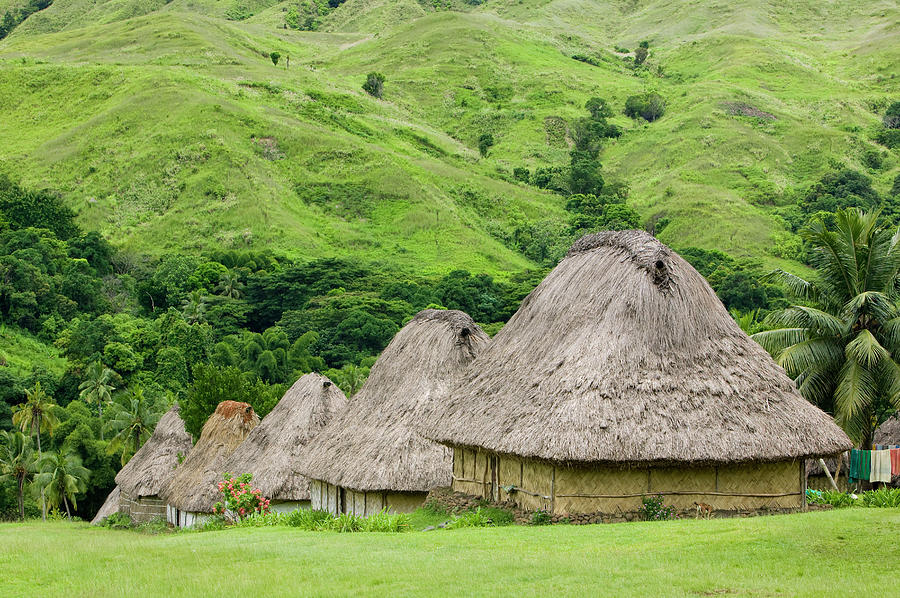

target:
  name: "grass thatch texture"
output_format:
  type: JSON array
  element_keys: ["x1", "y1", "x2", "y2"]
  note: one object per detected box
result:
[
  {"x1": 297, "y1": 309, "x2": 490, "y2": 492},
  {"x1": 423, "y1": 231, "x2": 851, "y2": 465},
  {"x1": 875, "y1": 414, "x2": 900, "y2": 446},
  {"x1": 220, "y1": 373, "x2": 347, "y2": 501},
  {"x1": 159, "y1": 401, "x2": 259, "y2": 513},
  {"x1": 115, "y1": 405, "x2": 193, "y2": 499}
]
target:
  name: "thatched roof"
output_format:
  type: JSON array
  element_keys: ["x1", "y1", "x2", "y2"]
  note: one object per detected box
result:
[
  {"x1": 115, "y1": 405, "x2": 193, "y2": 498},
  {"x1": 422, "y1": 231, "x2": 852, "y2": 466},
  {"x1": 91, "y1": 486, "x2": 120, "y2": 525},
  {"x1": 220, "y1": 373, "x2": 347, "y2": 501},
  {"x1": 158, "y1": 401, "x2": 259, "y2": 513},
  {"x1": 874, "y1": 414, "x2": 900, "y2": 446},
  {"x1": 296, "y1": 309, "x2": 490, "y2": 492}
]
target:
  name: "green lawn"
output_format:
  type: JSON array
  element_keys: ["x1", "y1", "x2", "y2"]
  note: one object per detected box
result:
[{"x1": 1, "y1": 509, "x2": 897, "y2": 596}]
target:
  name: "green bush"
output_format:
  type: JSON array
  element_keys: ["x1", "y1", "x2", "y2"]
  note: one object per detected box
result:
[
  {"x1": 102, "y1": 512, "x2": 132, "y2": 529},
  {"x1": 624, "y1": 93, "x2": 666, "y2": 122},
  {"x1": 446, "y1": 507, "x2": 497, "y2": 529},
  {"x1": 859, "y1": 488, "x2": 900, "y2": 508},
  {"x1": 285, "y1": 508, "x2": 333, "y2": 529},
  {"x1": 530, "y1": 510, "x2": 551, "y2": 526},
  {"x1": 639, "y1": 495, "x2": 676, "y2": 521},
  {"x1": 478, "y1": 133, "x2": 495, "y2": 157},
  {"x1": 362, "y1": 72, "x2": 385, "y2": 99}
]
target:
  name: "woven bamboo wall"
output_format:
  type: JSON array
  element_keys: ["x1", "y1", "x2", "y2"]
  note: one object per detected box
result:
[
  {"x1": 119, "y1": 493, "x2": 166, "y2": 523},
  {"x1": 451, "y1": 449, "x2": 804, "y2": 514}
]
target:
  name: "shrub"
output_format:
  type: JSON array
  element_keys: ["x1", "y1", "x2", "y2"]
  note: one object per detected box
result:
[
  {"x1": 446, "y1": 507, "x2": 496, "y2": 529},
  {"x1": 530, "y1": 510, "x2": 552, "y2": 526},
  {"x1": 134, "y1": 517, "x2": 170, "y2": 535},
  {"x1": 883, "y1": 100, "x2": 900, "y2": 129},
  {"x1": 806, "y1": 489, "x2": 856, "y2": 508},
  {"x1": 360, "y1": 510, "x2": 412, "y2": 532},
  {"x1": 213, "y1": 473, "x2": 271, "y2": 521},
  {"x1": 478, "y1": 133, "x2": 495, "y2": 157},
  {"x1": 196, "y1": 515, "x2": 227, "y2": 531},
  {"x1": 285, "y1": 508, "x2": 333, "y2": 529},
  {"x1": 634, "y1": 46, "x2": 648, "y2": 66},
  {"x1": 859, "y1": 488, "x2": 900, "y2": 508},
  {"x1": 362, "y1": 72, "x2": 385, "y2": 98},
  {"x1": 269, "y1": 51, "x2": 281, "y2": 66},
  {"x1": 102, "y1": 512, "x2": 132, "y2": 529},
  {"x1": 639, "y1": 495, "x2": 676, "y2": 521},
  {"x1": 513, "y1": 167, "x2": 531, "y2": 183},
  {"x1": 875, "y1": 128, "x2": 900, "y2": 149},
  {"x1": 624, "y1": 93, "x2": 666, "y2": 122}
]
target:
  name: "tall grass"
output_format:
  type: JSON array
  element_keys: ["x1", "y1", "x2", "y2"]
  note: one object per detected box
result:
[{"x1": 230, "y1": 508, "x2": 411, "y2": 532}]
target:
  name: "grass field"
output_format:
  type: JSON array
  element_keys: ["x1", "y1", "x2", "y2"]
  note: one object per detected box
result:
[{"x1": 1, "y1": 509, "x2": 897, "y2": 596}]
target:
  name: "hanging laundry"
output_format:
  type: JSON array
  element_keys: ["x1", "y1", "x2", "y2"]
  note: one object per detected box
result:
[
  {"x1": 871, "y1": 450, "x2": 892, "y2": 483},
  {"x1": 858, "y1": 449, "x2": 872, "y2": 482},
  {"x1": 849, "y1": 449, "x2": 861, "y2": 483},
  {"x1": 891, "y1": 447, "x2": 900, "y2": 477}
]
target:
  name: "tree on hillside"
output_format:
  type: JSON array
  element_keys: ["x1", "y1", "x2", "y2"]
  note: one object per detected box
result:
[
  {"x1": 752, "y1": 208, "x2": 900, "y2": 448},
  {"x1": 270, "y1": 51, "x2": 281, "y2": 66},
  {"x1": 12, "y1": 382, "x2": 58, "y2": 520},
  {"x1": 78, "y1": 362, "x2": 116, "y2": 435},
  {"x1": 35, "y1": 446, "x2": 89, "y2": 519},
  {"x1": 0, "y1": 430, "x2": 37, "y2": 520},
  {"x1": 634, "y1": 46, "x2": 648, "y2": 66},
  {"x1": 104, "y1": 388, "x2": 162, "y2": 466},
  {"x1": 181, "y1": 291, "x2": 208, "y2": 325},
  {"x1": 362, "y1": 72, "x2": 385, "y2": 99},
  {"x1": 215, "y1": 271, "x2": 245, "y2": 299},
  {"x1": 884, "y1": 101, "x2": 900, "y2": 129},
  {"x1": 478, "y1": 133, "x2": 494, "y2": 157}
]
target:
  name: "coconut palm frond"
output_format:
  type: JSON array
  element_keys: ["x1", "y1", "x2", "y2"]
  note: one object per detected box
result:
[
  {"x1": 766, "y1": 306, "x2": 847, "y2": 337},
  {"x1": 760, "y1": 269, "x2": 819, "y2": 302},
  {"x1": 834, "y1": 359, "x2": 878, "y2": 427},
  {"x1": 845, "y1": 329, "x2": 890, "y2": 369},
  {"x1": 750, "y1": 328, "x2": 808, "y2": 355},
  {"x1": 776, "y1": 338, "x2": 843, "y2": 378}
]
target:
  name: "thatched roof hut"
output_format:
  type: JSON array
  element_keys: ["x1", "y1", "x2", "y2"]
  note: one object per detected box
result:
[
  {"x1": 874, "y1": 414, "x2": 900, "y2": 447},
  {"x1": 115, "y1": 405, "x2": 193, "y2": 499},
  {"x1": 296, "y1": 309, "x2": 490, "y2": 515},
  {"x1": 421, "y1": 231, "x2": 852, "y2": 516},
  {"x1": 91, "y1": 486, "x2": 120, "y2": 525},
  {"x1": 159, "y1": 401, "x2": 259, "y2": 516},
  {"x1": 220, "y1": 373, "x2": 347, "y2": 505}
]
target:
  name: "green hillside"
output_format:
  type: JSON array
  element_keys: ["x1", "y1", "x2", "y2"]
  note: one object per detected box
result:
[{"x1": 0, "y1": 0, "x2": 898, "y2": 274}]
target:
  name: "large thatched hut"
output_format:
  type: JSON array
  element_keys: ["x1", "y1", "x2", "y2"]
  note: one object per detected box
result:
[
  {"x1": 220, "y1": 373, "x2": 347, "y2": 512},
  {"x1": 422, "y1": 231, "x2": 851, "y2": 517},
  {"x1": 113, "y1": 405, "x2": 193, "y2": 523},
  {"x1": 159, "y1": 401, "x2": 259, "y2": 527},
  {"x1": 296, "y1": 309, "x2": 490, "y2": 516}
]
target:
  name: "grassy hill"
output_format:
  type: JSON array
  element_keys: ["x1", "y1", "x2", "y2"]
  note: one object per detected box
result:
[{"x1": 0, "y1": 0, "x2": 898, "y2": 274}]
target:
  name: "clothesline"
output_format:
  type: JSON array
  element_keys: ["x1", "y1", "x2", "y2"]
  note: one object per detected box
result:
[{"x1": 848, "y1": 447, "x2": 900, "y2": 484}]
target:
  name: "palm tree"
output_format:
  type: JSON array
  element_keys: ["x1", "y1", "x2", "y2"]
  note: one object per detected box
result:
[
  {"x1": 215, "y1": 271, "x2": 244, "y2": 299},
  {"x1": 78, "y1": 361, "x2": 116, "y2": 436},
  {"x1": 752, "y1": 208, "x2": 900, "y2": 448},
  {"x1": 12, "y1": 381, "x2": 59, "y2": 520},
  {"x1": 181, "y1": 291, "x2": 208, "y2": 324},
  {"x1": 35, "y1": 446, "x2": 90, "y2": 519},
  {"x1": 0, "y1": 430, "x2": 37, "y2": 520},
  {"x1": 105, "y1": 388, "x2": 162, "y2": 466}
]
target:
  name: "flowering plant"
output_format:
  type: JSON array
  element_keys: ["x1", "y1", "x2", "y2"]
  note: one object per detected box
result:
[{"x1": 213, "y1": 473, "x2": 271, "y2": 520}]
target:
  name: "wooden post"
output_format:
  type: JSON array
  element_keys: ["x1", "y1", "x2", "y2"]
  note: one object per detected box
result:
[{"x1": 818, "y1": 458, "x2": 839, "y2": 491}]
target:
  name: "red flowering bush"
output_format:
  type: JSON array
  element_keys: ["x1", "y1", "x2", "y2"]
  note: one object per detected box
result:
[{"x1": 213, "y1": 473, "x2": 271, "y2": 521}]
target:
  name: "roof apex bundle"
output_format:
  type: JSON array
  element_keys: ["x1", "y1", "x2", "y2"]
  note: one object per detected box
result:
[{"x1": 421, "y1": 230, "x2": 851, "y2": 466}]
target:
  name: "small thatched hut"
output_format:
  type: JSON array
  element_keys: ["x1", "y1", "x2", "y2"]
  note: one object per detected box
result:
[
  {"x1": 422, "y1": 231, "x2": 852, "y2": 517},
  {"x1": 159, "y1": 401, "x2": 259, "y2": 527},
  {"x1": 296, "y1": 309, "x2": 490, "y2": 516},
  {"x1": 113, "y1": 405, "x2": 193, "y2": 523},
  {"x1": 91, "y1": 486, "x2": 120, "y2": 525},
  {"x1": 220, "y1": 373, "x2": 347, "y2": 512}
]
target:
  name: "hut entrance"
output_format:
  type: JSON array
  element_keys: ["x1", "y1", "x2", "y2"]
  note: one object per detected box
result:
[{"x1": 339, "y1": 488, "x2": 347, "y2": 514}]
